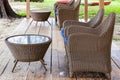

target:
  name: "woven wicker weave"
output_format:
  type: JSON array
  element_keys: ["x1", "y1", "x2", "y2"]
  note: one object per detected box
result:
[
  {"x1": 65, "y1": 13, "x2": 116, "y2": 79},
  {"x1": 56, "y1": 0, "x2": 81, "y2": 30},
  {"x1": 5, "y1": 34, "x2": 52, "y2": 72},
  {"x1": 54, "y1": 0, "x2": 75, "y2": 24},
  {"x1": 30, "y1": 10, "x2": 51, "y2": 21},
  {"x1": 63, "y1": 8, "x2": 104, "y2": 37}
]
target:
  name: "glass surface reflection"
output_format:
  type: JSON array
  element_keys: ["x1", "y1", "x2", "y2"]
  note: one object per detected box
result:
[{"x1": 7, "y1": 35, "x2": 49, "y2": 44}]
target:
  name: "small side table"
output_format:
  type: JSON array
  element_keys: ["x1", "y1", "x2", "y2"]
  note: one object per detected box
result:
[
  {"x1": 30, "y1": 10, "x2": 51, "y2": 26},
  {"x1": 5, "y1": 34, "x2": 52, "y2": 72}
]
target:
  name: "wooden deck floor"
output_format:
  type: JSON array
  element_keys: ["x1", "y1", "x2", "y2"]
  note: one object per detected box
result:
[{"x1": 0, "y1": 18, "x2": 120, "y2": 80}]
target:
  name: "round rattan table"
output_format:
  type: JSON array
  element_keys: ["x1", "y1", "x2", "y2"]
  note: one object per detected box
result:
[
  {"x1": 5, "y1": 34, "x2": 52, "y2": 72},
  {"x1": 30, "y1": 10, "x2": 51, "y2": 25}
]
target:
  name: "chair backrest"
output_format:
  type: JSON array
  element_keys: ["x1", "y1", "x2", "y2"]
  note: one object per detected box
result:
[
  {"x1": 73, "y1": 0, "x2": 81, "y2": 9},
  {"x1": 97, "y1": 12, "x2": 115, "y2": 36},
  {"x1": 96, "y1": 12, "x2": 115, "y2": 49},
  {"x1": 88, "y1": 8, "x2": 104, "y2": 28},
  {"x1": 68, "y1": 0, "x2": 75, "y2": 6},
  {"x1": 72, "y1": 0, "x2": 81, "y2": 19}
]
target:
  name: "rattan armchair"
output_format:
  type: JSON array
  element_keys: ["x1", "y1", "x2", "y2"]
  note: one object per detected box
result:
[
  {"x1": 54, "y1": 0, "x2": 75, "y2": 23},
  {"x1": 56, "y1": 0, "x2": 80, "y2": 29},
  {"x1": 62, "y1": 8, "x2": 104, "y2": 37},
  {"x1": 65, "y1": 13, "x2": 116, "y2": 79}
]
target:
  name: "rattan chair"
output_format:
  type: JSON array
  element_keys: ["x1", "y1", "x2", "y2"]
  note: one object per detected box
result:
[
  {"x1": 62, "y1": 8, "x2": 104, "y2": 37},
  {"x1": 54, "y1": 0, "x2": 75, "y2": 24},
  {"x1": 65, "y1": 12, "x2": 116, "y2": 79},
  {"x1": 56, "y1": 0, "x2": 80, "y2": 29}
]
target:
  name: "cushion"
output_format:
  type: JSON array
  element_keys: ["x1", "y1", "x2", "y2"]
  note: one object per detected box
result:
[
  {"x1": 55, "y1": 11, "x2": 59, "y2": 15},
  {"x1": 56, "y1": 0, "x2": 69, "y2": 4},
  {"x1": 61, "y1": 28, "x2": 64, "y2": 37},
  {"x1": 64, "y1": 36, "x2": 68, "y2": 44}
]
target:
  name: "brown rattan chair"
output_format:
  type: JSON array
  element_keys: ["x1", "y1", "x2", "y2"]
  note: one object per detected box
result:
[
  {"x1": 65, "y1": 12, "x2": 116, "y2": 79},
  {"x1": 54, "y1": 0, "x2": 75, "y2": 24},
  {"x1": 56, "y1": 0, "x2": 80, "y2": 29},
  {"x1": 63, "y1": 8, "x2": 104, "y2": 38}
]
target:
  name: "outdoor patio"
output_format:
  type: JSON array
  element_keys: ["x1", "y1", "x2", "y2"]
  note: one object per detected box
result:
[{"x1": 0, "y1": 17, "x2": 120, "y2": 80}]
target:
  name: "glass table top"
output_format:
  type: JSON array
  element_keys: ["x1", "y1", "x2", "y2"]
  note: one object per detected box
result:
[
  {"x1": 7, "y1": 35, "x2": 50, "y2": 44},
  {"x1": 30, "y1": 9, "x2": 51, "y2": 13}
]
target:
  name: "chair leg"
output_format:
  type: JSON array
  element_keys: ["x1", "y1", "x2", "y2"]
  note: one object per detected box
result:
[
  {"x1": 14, "y1": 60, "x2": 17, "y2": 63},
  {"x1": 12, "y1": 60, "x2": 18, "y2": 72},
  {"x1": 69, "y1": 72, "x2": 74, "y2": 78},
  {"x1": 54, "y1": 12, "x2": 57, "y2": 25},
  {"x1": 29, "y1": 62, "x2": 30, "y2": 65},
  {"x1": 40, "y1": 60, "x2": 47, "y2": 71},
  {"x1": 55, "y1": 17, "x2": 57, "y2": 25},
  {"x1": 105, "y1": 73, "x2": 111, "y2": 80}
]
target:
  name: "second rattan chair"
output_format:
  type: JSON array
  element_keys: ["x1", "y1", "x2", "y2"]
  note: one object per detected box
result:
[
  {"x1": 54, "y1": 0, "x2": 75, "y2": 24},
  {"x1": 56, "y1": 0, "x2": 81, "y2": 30}
]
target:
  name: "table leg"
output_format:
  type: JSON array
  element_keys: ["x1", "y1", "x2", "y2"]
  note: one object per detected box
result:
[
  {"x1": 36, "y1": 21, "x2": 38, "y2": 27},
  {"x1": 40, "y1": 60, "x2": 47, "y2": 71},
  {"x1": 12, "y1": 60, "x2": 18, "y2": 72},
  {"x1": 47, "y1": 20, "x2": 51, "y2": 25}
]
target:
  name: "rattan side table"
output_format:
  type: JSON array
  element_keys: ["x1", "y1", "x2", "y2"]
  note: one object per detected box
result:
[
  {"x1": 30, "y1": 10, "x2": 51, "y2": 26},
  {"x1": 5, "y1": 34, "x2": 52, "y2": 72}
]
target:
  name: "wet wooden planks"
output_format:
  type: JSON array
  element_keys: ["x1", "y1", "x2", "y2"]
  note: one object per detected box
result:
[{"x1": 0, "y1": 18, "x2": 120, "y2": 80}]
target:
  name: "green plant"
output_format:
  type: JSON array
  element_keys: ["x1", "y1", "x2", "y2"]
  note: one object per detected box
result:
[
  {"x1": 16, "y1": 11, "x2": 26, "y2": 17},
  {"x1": 113, "y1": 36, "x2": 120, "y2": 41}
]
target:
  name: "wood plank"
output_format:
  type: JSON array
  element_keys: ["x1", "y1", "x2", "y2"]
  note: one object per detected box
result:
[
  {"x1": 112, "y1": 43, "x2": 120, "y2": 68},
  {"x1": 0, "y1": 44, "x2": 35, "y2": 80},
  {"x1": 111, "y1": 60, "x2": 120, "y2": 80},
  {"x1": 0, "y1": 51, "x2": 11, "y2": 76},
  {"x1": 12, "y1": 18, "x2": 33, "y2": 35},
  {"x1": 1, "y1": 60, "x2": 30, "y2": 80},
  {"x1": 0, "y1": 42, "x2": 12, "y2": 76}
]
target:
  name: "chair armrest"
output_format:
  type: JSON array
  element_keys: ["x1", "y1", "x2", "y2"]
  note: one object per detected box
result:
[
  {"x1": 65, "y1": 25, "x2": 98, "y2": 37},
  {"x1": 63, "y1": 20, "x2": 88, "y2": 28},
  {"x1": 67, "y1": 33, "x2": 99, "y2": 60}
]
